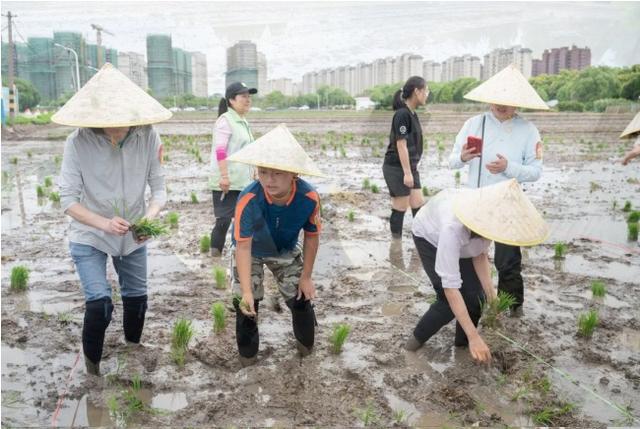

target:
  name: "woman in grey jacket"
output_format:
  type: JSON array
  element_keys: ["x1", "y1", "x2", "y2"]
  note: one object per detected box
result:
[{"x1": 54, "y1": 64, "x2": 171, "y2": 375}]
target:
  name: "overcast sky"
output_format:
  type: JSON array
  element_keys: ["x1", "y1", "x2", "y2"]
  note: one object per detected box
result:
[{"x1": 3, "y1": 1, "x2": 639, "y2": 94}]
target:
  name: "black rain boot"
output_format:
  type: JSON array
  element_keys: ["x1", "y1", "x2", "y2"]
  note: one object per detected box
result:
[
  {"x1": 390, "y1": 208, "x2": 406, "y2": 239},
  {"x1": 234, "y1": 298, "x2": 260, "y2": 363},
  {"x1": 82, "y1": 297, "x2": 114, "y2": 375},
  {"x1": 286, "y1": 297, "x2": 316, "y2": 356},
  {"x1": 122, "y1": 295, "x2": 148, "y2": 344}
]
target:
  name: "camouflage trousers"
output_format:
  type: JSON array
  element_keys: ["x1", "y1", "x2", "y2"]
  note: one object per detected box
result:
[{"x1": 231, "y1": 245, "x2": 303, "y2": 301}]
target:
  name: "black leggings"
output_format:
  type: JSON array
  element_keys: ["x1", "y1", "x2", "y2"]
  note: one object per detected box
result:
[
  {"x1": 494, "y1": 242, "x2": 523, "y2": 308},
  {"x1": 412, "y1": 234, "x2": 485, "y2": 346}
]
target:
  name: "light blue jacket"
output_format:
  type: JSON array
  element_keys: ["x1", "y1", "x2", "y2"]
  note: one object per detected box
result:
[{"x1": 449, "y1": 111, "x2": 542, "y2": 188}]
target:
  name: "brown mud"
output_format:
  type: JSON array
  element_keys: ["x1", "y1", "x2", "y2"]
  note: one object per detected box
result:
[{"x1": 1, "y1": 111, "x2": 639, "y2": 427}]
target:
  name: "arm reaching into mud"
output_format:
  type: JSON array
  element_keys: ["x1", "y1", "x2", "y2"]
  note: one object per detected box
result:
[
  {"x1": 472, "y1": 252, "x2": 496, "y2": 301},
  {"x1": 236, "y1": 239, "x2": 256, "y2": 317},
  {"x1": 622, "y1": 145, "x2": 640, "y2": 166},
  {"x1": 443, "y1": 288, "x2": 492, "y2": 363}
]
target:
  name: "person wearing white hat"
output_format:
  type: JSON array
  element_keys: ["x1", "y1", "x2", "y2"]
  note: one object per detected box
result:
[
  {"x1": 209, "y1": 82, "x2": 258, "y2": 257},
  {"x1": 620, "y1": 112, "x2": 640, "y2": 166},
  {"x1": 448, "y1": 64, "x2": 548, "y2": 316},
  {"x1": 404, "y1": 179, "x2": 549, "y2": 363},
  {"x1": 56, "y1": 63, "x2": 171, "y2": 375},
  {"x1": 226, "y1": 124, "x2": 323, "y2": 366}
]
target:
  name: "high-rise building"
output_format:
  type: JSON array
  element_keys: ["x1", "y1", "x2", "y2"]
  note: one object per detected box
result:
[
  {"x1": 173, "y1": 48, "x2": 192, "y2": 95},
  {"x1": 118, "y1": 51, "x2": 147, "y2": 90},
  {"x1": 226, "y1": 40, "x2": 258, "y2": 89},
  {"x1": 482, "y1": 46, "x2": 532, "y2": 79},
  {"x1": 147, "y1": 34, "x2": 174, "y2": 99},
  {"x1": 531, "y1": 45, "x2": 591, "y2": 76},
  {"x1": 257, "y1": 52, "x2": 267, "y2": 94},
  {"x1": 190, "y1": 51, "x2": 208, "y2": 97},
  {"x1": 266, "y1": 77, "x2": 293, "y2": 95},
  {"x1": 423, "y1": 60, "x2": 442, "y2": 83}
]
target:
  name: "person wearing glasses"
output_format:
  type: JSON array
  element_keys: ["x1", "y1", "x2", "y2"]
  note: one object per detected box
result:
[{"x1": 382, "y1": 76, "x2": 429, "y2": 239}]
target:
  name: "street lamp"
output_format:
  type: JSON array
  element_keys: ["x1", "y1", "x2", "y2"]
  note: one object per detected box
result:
[{"x1": 54, "y1": 43, "x2": 80, "y2": 92}]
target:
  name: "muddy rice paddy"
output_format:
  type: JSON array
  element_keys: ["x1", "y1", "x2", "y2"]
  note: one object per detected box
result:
[{"x1": 2, "y1": 111, "x2": 639, "y2": 427}]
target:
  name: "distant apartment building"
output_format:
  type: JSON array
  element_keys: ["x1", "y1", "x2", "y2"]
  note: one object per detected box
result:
[
  {"x1": 257, "y1": 52, "x2": 267, "y2": 94},
  {"x1": 441, "y1": 54, "x2": 481, "y2": 82},
  {"x1": 531, "y1": 45, "x2": 591, "y2": 76},
  {"x1": 118, "y1": 51, "x2": 148, "y2": 90},
  {"x1": 423, "y1": 60, "x2": 442, "y2": 83},
  {"x1": 266, "y1": 77, "x2": 294, "y2": 96},
  {"x1": 226, "y1": 40, "x2": 258, "y2": 89},
  {"x1": 483, "y1": 46, "x2": 532, "y2": 79},
  {"x1": 190, "y1": 51, "x2": 208, "y2": 97}
]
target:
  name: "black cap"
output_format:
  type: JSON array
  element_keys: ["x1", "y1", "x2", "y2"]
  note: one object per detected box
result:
[{"x1": 225, "y1": 82, "x2": 257, "y2": 99}]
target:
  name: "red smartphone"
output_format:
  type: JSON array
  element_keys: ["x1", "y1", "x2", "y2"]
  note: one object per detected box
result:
[{"x1": 466, "y1": 136, "x2": 483, "y2": 154}]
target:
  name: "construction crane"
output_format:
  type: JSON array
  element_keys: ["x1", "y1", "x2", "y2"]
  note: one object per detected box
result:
[{"x1": 91, "y1": 24, "x2": 114, "y2": 67}]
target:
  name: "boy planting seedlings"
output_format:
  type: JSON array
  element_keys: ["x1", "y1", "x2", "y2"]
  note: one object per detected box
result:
[{"x1": 227, "y1": 124, "x2": 323, "y2": 366}]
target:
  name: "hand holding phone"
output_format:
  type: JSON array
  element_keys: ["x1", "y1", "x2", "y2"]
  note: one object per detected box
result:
[{"x1": 466, "y1": 136, "x2": 483, "y2": 154}]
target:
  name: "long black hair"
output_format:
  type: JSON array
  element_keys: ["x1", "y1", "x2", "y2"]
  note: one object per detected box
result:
[
  {"x1": 392, "y1": 76, "x2": 426, "y2": 111},
  {"x1": 218, "y1": 98, "x2": 229, "y2": 117}
]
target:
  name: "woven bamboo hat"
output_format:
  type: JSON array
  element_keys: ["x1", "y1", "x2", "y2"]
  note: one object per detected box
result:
[
  {"x1": 453, "y1": 179, "x2": 549, "y2": 246},
  {"x1": 227, "y1": 123, "x2": 325, "y2": 177},
  {"x1": 619, "y1": 112, "x2": 640, "y2": 139},
  {"x1": 51, "y1": 63, "x2": 172, "y2": 127},
  {"x1": 464, "y1": 64, "x2": 549, "y2": 110}
]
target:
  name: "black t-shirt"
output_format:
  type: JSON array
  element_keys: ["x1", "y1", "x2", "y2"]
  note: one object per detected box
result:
[{"x1": 384, "y1": 107, "x2": 423, "y2": 169}]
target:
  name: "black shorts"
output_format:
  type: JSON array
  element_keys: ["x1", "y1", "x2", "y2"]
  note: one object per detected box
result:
[
  {"x1": 382, "y1": 163, "x2": 421, "y2": 197},
  {"x1": 212, "y1": 190, "x2": 240, "y2": 219}
]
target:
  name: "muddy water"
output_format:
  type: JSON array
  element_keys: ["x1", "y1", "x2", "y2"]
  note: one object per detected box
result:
[{"x1": 2, "y1": 118, "x2": 640, "y2": 427}]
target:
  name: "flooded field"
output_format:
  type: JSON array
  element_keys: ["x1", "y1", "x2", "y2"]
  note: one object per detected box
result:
[{"x1": 2, "y1": 111, "x2": 639, "y2": 427}]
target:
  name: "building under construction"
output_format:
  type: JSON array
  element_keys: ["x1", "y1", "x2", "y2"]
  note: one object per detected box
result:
[
  {"x1": 146, "y1": 34, "x2": 192, "y2": 99},
  {"x1": 1, "y1": 31, "x2": 118, "y2": 102}
]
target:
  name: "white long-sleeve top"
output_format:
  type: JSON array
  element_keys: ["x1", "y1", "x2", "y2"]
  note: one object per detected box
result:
[{"x1": 412, "y1": 189, "x2": 491, "y2": 289}]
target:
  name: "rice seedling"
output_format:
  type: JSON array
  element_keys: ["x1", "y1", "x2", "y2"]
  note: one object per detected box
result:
[
  {"x1": 339, "y1": 145, "x2": 347, "y2": 158},
  {"x1": 54, "y1": 155, "x2": 62, "y2": 166},
  {"x1": 200, "y1": 235, "x2": 211, "y2": 253},
  {"x1": 130, "y1": 218, "x2": 168, "y2": 239},
  {"x1": 36, "y1": 185, "x2": 45, "y2": 198},
  {"x1": 44, "y1": 176, "x2": 53, "y2": 187},
  {"x1": 57, "y1": 312, "x2": 72, "y2": 325},
  {"x1": 481, "y1": 291, "x2": 517, "y2": 328},
  {"x1": 577, "y1": 309, "x2": 598, "y2": 338},
  {"x1": 622, "y1": 200, "x2": 632, "y2": 212},
  {"x1": 362, "y1": 178, "x2": 371, "y2": 190},
  {"x1": 392, "y1": 409, "x2": 408, "y2": 425},
  {"x1": 437, "y1": 142, "x2": 445, "y2": 153},
  {"x1": 531, "y1": 403, "x2": 574, "y2": 426},
  {"x1": 162, "y1": 154, "x2": 170, "y2": 162},
  {"x1": 422, "y1": 186, "x2": 429, "y2": 196},
  {"x1": 553, "y1": 242, "x2": 567, "y2": 259},
  {"x1": 532, "y1": 376, "x2": 552, "y2": 394},
  {"x1": 210, "y1": 302, "x2": 226, "y2": 334},
  {"x1": 370, "y1": 184, "x2": 379, "y2": 194},
  {"x1": 628, "y1": 222, "x2": 638, "y2": 241},
  {"x1": 347, "y1": 209, "x2": 355, "y2": 222},
  {"x1": 612, "y1": 200, "x2": 617, "y2": 210},
  {"x1": 329, "y1": 323, "x2": 350, "y2": 354},
  {"x1": 354, "y1": 401, "x2": 378, "y2": 427},
  {"x1": 589, "y1": 181, "x2": 601, "y2": 192},
  {"x1": 627, "y1": 211, "x2": 640, "y2": 224},
  {"x1": 171, "y1": 318, "x2": 194, "y2": 367},
  {"x1": 190, "y1": 191, "x2": 199, "y2": 204},
  {"x1": 49, "y1": 191, "x2": 61, "y2": 203},
  {"x1": 590, "y1": 280, "x2": 606, "y2": 298},
  {"x1": 166, "y1": 211, "x2": 179, "y2": 228},
  {"x1": 27, "y1": 150, "x2": 33, "y2": 158},
  {"x1": 10, "y1": 265, "x2": 30, "y2": 291},
  {"x1": 454, "y1": 171, "x2": 461, "y2": 185},
  {"x1": 213, "y1": 266, "x2": 226, "y2": 289},
  {"x1": 10, "y1": 157, "x2": 18, "y2": 165}
]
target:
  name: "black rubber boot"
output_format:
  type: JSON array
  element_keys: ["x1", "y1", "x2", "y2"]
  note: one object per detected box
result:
[
  {"x1": 286, "y1": 296, "x2": 315, "y2": 355},
  {"x1": 82, "y1": 297, "x2": 114, "y2": 375},
  {"x1": 122, "y1": 295, "x2": 147, "y2": 344},
  {"x1": 390, "y1": 208, "x2": 406, "y2": 238},
  {"x1": 211, "y1": 217, "x2": 232, "y2": 255},
  {"x1": 234, "y1": 298, "x2": 260, "y2": 359}
]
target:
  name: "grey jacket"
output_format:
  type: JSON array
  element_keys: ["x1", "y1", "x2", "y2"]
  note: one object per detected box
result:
[{"x1": 59, "y1": 126, "x2": 167, "y2": 256}]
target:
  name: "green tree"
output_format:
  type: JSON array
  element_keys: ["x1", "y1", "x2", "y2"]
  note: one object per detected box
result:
[
  {"x1": 367, "y1": 83, "x2": 401, "y2": 110},
  {"x1": 621, "y1": 73, "x2": 640, "y2": 100},
  {"x1": 1, "y1": 78, "x2": 41, "y2": 111},
  {"x1": 568, "y1": 67, "x2": 621, "y2": 102},
  {"x1": 262, "y1": 90, "x2": 287, "y2": 109}
]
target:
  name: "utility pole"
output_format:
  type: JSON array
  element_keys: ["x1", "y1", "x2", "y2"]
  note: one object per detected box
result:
[{"x1": 4, "y1": 11, "x2": 17, "y2": 120}]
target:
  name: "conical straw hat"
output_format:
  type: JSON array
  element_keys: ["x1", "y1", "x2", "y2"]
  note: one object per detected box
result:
[
  {"x1": 619, "y1": 111, "x2": 640, "y2": 139},
  {"x1": 464, "y1": 64, "x2": 549, "y2": 110},
  {"x1": 51, "y1": 63, "x2": 172, "y2": 127},
  {"x1": 227, "y1": 123, "x2": 325, "y2": 177},
  {"x1": 453, "y1": 179, "x2": 549, "y2": 246}
]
